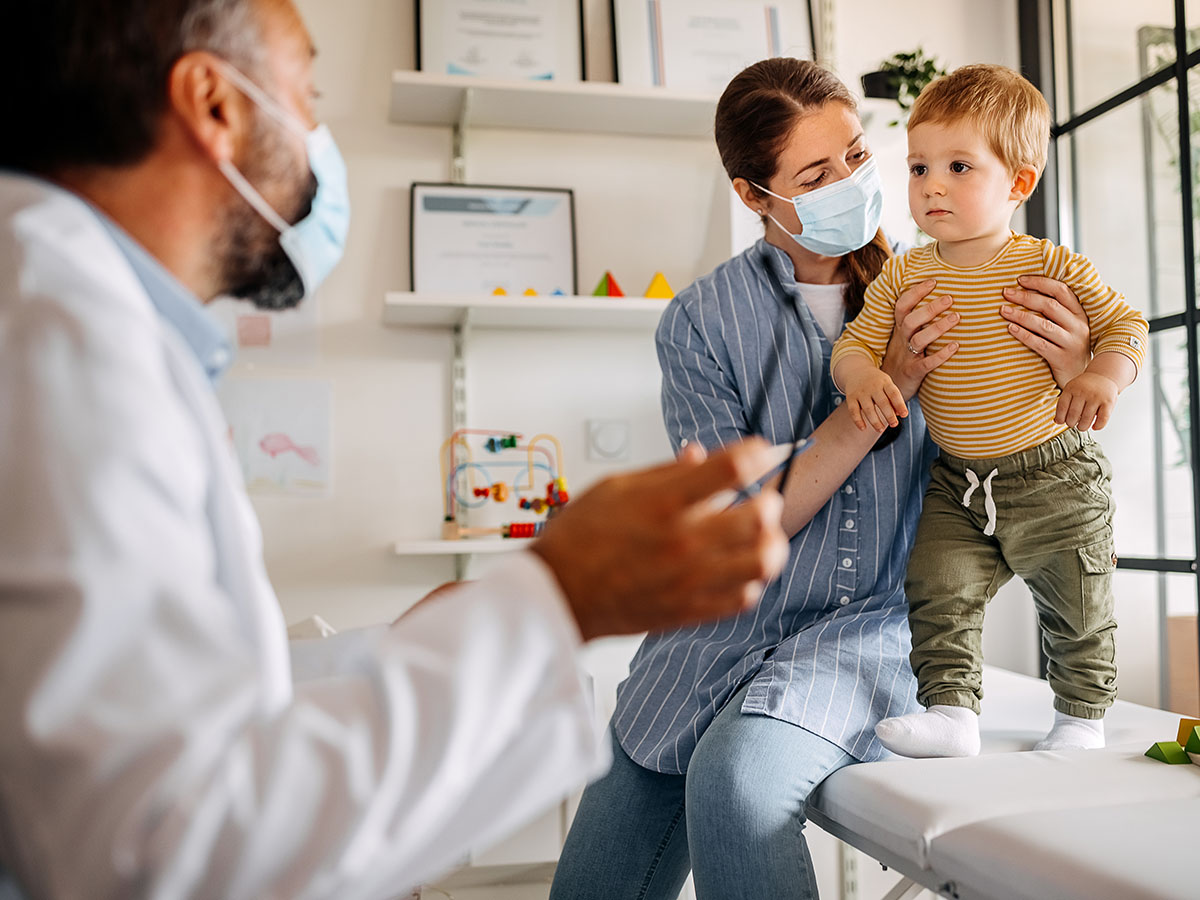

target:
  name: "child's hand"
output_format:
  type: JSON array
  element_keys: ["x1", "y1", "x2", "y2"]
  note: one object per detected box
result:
[
  {"x1": 844, "y1": 368, "x2": 908, "y2": 432},
  {"x1": 1056, "y1": 372, "x2": 1118, "y2": 430}
]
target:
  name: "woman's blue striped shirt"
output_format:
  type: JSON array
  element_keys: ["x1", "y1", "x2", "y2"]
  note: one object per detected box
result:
[{"x1": 613, "y1": 238, "x2": 936, "y2": 773}]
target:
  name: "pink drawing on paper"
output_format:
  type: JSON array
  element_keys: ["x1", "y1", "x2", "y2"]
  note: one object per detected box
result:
[
  {"x1": 218, "y1": 378, "x2": 331, "y2": 495},
  {"x1": 259, "y1": 433, "x2": 321, "y2": 466},
  {"x1": 237, "y1": 313, "x2": 272, "y2": 348}
]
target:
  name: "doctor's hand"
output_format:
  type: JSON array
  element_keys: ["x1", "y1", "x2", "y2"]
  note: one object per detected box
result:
[
  {"x1": 532, "y1": 439, "x2": 789, "y2": 642},
  {"x1": 1000, "y1": 275, "x2": 1092, "y2": 388}
]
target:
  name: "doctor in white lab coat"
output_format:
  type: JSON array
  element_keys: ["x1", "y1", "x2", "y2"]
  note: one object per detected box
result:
[{"x1": 0, "y1": 1, "x2": 789, "y2": 898}]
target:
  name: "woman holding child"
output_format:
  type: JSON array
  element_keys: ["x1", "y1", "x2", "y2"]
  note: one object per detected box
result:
[{"x1": 549, "y1": 58, "x2": 1094, "y2": 900}]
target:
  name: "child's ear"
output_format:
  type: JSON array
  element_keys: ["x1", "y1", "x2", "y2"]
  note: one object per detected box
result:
[{"x1": 1010, "y1": 165, "x2": 1039, "y2": 202}]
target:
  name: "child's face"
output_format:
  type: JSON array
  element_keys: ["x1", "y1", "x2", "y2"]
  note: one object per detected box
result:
[{"x1": 906, "y1": 120, "x2": 1022, "y2": 246}]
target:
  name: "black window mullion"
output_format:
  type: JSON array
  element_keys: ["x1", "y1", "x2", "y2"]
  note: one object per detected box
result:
[
  {"x1": 1064, "y1": 0, "x2": 1081, "y2": 248},
  {"x1": 1052, "y1": 52, "x2": 1198, "y2": 137},
  {"x1": 1117, "y1": 557, "x2": 1198, "y2": 573},
  {"x1": 1149, "y1": 313, "x2": 1189, "y2": 332},
  {"x1": 1019, "y1": 0, "x2": 1059, "y2": 240},
  {"x1": 1172, "y1": 0, "x2": 1200, "y2": 695}
]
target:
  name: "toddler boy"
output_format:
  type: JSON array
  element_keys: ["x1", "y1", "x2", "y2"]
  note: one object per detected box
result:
[{"x1": 831, "y1": 64, "x2": 1148, "y2": 757}]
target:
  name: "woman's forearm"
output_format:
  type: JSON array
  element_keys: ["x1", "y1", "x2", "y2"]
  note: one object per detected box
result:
[{"x1": 771, "y1": 401, "x2": 885, "y2": 536}]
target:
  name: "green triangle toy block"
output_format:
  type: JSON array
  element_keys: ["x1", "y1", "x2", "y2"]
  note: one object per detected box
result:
[
  {"x1": 1185, "y1": 725, "x2": 1200, "y2": 755},
  {"x1": 1145, "y1": 741, "x2": 1190, "y2": 764},
  {"x1": 590, "y1": 271, "x2": 625, "y2": 297}
]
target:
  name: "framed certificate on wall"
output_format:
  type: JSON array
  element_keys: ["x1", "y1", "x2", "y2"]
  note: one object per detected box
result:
[
  {"x1": 612, "y1": 0, "x2": 813, "y2": 94},
  {"x1": 417, "y1": 0, "x2": 585, "y2": 82},
  {"x1": 410, "y1": 183, "x2": 578, "y2": 296}
]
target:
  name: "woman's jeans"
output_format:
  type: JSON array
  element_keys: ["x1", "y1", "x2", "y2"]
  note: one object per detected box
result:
[{"x1": 549, "y1": 684, "x2": 855, "y2": 900}]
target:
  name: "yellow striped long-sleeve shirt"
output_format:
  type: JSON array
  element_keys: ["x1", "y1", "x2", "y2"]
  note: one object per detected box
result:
[{"x1": 830, "y1": 233, "x2": 1148, "y2": 458}]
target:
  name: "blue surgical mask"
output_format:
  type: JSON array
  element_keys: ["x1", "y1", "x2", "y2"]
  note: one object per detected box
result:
[
  {"x1": 215, "y1": 61, "x2": 350, "y2": 298},
  {"x1": 753, "y1": 156, "x2": 884, "y2": 257}
]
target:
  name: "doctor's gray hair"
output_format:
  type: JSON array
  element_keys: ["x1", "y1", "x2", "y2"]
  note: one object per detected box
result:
[{"x1": 1, "y1": 0, "x2": 263, "y2": 174}]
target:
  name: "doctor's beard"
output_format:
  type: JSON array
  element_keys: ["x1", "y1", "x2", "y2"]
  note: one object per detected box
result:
[{"x1": 214, "y1": 114, "x2": 317, "y2": 311}]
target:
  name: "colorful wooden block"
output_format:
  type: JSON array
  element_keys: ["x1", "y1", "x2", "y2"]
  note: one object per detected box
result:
[
  {"x1": 644, "y1": 271, "x2": 675, "y2": 299},
  {"x1": 1185, "y1": 724, "x2": 1200, "y2": 755},
  {"x1": 1145, "y1": 741, "x2": 1191, "y2": 764},
  {"x1": 1176, "y1": 717, "x2": 1200, "y2": 747},
  {"x1": 591, "y1": 271, "x2": 625, "y2": 297}
]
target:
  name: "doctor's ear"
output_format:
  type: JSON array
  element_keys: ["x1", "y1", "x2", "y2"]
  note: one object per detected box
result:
[
  {"x1": 1009, "y1": 164, "x2": 1039, "y2": 203},
  {"x1": 167, "y1": 52, "x2": 249, "y2": 166},
  {"x1": 732, "y1": 177, "x2": 768, "y2": 217}
]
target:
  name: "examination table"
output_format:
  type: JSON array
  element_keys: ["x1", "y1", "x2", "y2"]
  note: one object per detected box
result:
[{"x1": 806, "y1": 666, "x2": 1196, "y2": 900}]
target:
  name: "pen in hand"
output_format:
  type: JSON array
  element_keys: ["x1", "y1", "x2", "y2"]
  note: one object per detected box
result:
[{"x1": 707, "y1": 438, "x2": 813, "y2": 510}]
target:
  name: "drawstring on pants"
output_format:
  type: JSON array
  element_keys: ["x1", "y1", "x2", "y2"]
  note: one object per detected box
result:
[{"x1": 962, "y1": 468, "x2": 999, "y2": 536}]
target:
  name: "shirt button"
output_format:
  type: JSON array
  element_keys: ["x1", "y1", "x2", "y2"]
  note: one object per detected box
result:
[
  {"x1": 839, "y1": 596, "x2": 851, "y2": 606},
  {"x1": 834, "y1": 397, "x2": 844, "y2": 405},
  {"x1": 844, "y1": 485, "x2": 855, "y2": 495},
  {"x1": 845, "y1": 518, "x2": 855, "y2": 529},
  {"x1": 842, "y1": 557, "x2": 853, "y2": 568}
]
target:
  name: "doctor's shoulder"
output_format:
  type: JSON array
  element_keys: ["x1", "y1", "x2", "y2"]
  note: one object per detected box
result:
[{"x1": 1, "y1": 177, "x2": 166, "y2": 362}]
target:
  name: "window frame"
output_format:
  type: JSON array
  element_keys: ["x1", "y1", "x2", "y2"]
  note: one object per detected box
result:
[{"x1": 1019, "y1": 0, "x2": 1200, "y2": 701}]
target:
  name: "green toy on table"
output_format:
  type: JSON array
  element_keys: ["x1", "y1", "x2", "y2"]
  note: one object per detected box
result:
[{"x1": 1144, "y1": 716, "x2": 1200, "y2": 765}]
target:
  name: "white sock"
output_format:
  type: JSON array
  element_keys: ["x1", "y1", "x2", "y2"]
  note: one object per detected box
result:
[
  {"x1": 1034, "y1": 710, "x2": 1105, "y2": 751},
  {"x1": 875, "y1": 705, "x2": 980, "y2": 758}
]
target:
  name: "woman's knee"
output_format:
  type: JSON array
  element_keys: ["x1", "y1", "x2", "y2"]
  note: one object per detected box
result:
[{"x1": 685, "y1": 728, "x2": 809, "y2": 835}]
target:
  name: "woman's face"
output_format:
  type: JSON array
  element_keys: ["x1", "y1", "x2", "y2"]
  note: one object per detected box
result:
[{"x1": 759, "y1": 102, "x2": 871, "y2": 234}]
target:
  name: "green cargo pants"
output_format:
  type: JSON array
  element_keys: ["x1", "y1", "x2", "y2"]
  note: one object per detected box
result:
[{"x1": 905, "y1": 428, "x2": 1117, "y2": 719}]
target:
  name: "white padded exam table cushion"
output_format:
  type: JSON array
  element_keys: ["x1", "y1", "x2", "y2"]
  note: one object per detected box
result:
[
  {"x1": 929, "y1": 795, "x2": 1200, "y2": 900},
  {"x1": 809, "y1": 667, "x2": 1186, "y2": 870}
]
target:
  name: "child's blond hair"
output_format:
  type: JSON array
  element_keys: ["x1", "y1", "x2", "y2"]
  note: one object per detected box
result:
[{"x1": 908, "y1": 64, "x2": 1051, "y2": 181}]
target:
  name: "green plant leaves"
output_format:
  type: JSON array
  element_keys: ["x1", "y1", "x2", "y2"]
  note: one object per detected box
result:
[{"x1": 877, "y1": 46, "x2": 948, "y2": 114}]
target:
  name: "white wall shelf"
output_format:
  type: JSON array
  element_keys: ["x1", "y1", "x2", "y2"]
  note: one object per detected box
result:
[
  {"x1": 394, "y1": 537, "x2": 529, "y2": 582},
  {"x1": 392, "y1": 538, "x2": 528, "y2": 556},
  {"x1": 382, "y1": 291, "x2": 669, "y2": 330},
  {"x1": 388, "y1": 70, "x2": 718, "y2": 138}
]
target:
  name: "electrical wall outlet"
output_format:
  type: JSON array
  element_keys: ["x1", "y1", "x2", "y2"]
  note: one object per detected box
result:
[{"x1": 586, "y1": 419, "x2": 631, "y2": 462}]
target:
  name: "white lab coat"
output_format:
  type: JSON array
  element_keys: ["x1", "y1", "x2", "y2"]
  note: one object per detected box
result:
[{"x1": 0, "y1": 174, "x2": 607, "y2": 899}]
